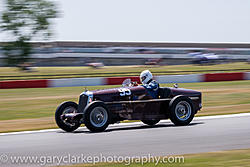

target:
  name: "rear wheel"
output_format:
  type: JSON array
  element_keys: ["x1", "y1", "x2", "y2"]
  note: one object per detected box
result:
[
  {"x1": 141, "y1": 119, "x2": 160, "y2": 126},
  {"x1": 169, "y1": 96, "x2": 195, "y2": 126},
  {"x1": 84, "y1": 101, "x2": 110, "y2": 132},
  {"x1": 55, "y1": 101, "x2": 81, "y2": 132}
]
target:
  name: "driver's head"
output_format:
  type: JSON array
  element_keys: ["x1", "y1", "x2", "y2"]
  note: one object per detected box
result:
[{"x1": 140, "y1": 70, "x2": 153, "y2": 84}]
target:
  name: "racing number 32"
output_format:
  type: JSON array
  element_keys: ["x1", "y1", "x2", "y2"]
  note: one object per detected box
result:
[{"x1": 118, "y1": 88, "x2": 131, "y2": 96}]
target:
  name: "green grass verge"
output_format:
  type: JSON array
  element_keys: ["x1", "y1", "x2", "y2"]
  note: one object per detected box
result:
[
  {"x1": 1, "y1": 62, "x2": 250, "y2": 80},
  {"x1": 58, "y1": 149, "x2": 250, "y2": 167}
]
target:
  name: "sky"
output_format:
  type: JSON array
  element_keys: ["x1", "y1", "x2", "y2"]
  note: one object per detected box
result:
[{"x1": 1, "y1": 0, "x2": 250, "y2": 43}]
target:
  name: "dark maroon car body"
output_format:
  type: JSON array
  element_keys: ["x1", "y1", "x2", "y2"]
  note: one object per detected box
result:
[
  {"x1": 82, "y1": 86, "x2": 201, "y2": 121},
  {"x1": 55, "y1": 84, "x2": 202, "y2": 132}
]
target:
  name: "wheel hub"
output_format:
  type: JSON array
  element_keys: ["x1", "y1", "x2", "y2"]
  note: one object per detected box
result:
[
  {"x1": 61, "y1": 106, "x2": 77, "y2": 127},
  {"x1": 90, "y1": 107, "x2": 108, "y2": 127},
  {"x1": 175, "y1": 101, "x2": 191, "y2": 121}
]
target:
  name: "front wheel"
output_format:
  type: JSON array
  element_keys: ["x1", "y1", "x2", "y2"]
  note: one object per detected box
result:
[
  {"x1": 169, "y1": 96, "x2": 195, "y2": 126},
  {"x1": 55, "y1": 101, "x2": 81, "y2": 132},
  {"x1": 141, "y1": 119, "x2": 160, "y2": 126},
  {"x1": 84, "y1": 101, "x2": 110, "y2": 132}
]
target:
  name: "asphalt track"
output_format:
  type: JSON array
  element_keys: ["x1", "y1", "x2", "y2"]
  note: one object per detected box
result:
[{"x1": 1, "y1": 113, "x2": 250, "y2": 166}]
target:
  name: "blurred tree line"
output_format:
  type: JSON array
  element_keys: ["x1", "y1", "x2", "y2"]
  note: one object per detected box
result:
[{"x1": 0, "y1": 0, "x2": 58, "y2": 68}]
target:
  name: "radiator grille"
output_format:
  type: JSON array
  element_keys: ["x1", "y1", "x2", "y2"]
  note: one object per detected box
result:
[{"x1": 78, "y1": 94, "x2": 88, "y2": 113}]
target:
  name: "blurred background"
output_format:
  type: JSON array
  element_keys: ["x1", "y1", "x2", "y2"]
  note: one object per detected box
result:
[{"x1": 1, "y1": 41, "x2": 250, "y2": 67}]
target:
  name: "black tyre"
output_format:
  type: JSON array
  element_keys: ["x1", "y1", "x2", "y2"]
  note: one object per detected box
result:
[
  {"x1": 84, "y1": 101, "x2": 110, "y2": 132},
  {"x1": 141, "y1": 119, "x2": 160, "y2": 126},
  {"x1": 55, "y1": 101, "x2": 81, "y2": 132},
  {"x1": 169, "y1": 96, "x2": 195, "y2": 126}
]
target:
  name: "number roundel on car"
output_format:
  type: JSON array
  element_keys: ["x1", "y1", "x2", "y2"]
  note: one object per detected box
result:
[{"x1": 118, "y1": 88, "x2": 131, "y2": 96}]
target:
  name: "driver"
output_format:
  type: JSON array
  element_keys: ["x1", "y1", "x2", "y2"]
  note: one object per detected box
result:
[{"x1": 140, "y1": 70, "x2": 159, "y2": 99}]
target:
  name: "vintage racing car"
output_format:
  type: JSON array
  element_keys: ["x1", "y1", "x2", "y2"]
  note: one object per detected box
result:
[{"x1": 55, "y1": 79, "x2": 202, "y2": 132}]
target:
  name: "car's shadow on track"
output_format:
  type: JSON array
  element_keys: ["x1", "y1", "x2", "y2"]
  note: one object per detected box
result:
[{"x1": 62, "y1": 122, "x2": 204, "y2": 134}]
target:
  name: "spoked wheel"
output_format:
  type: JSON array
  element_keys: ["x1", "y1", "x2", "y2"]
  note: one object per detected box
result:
[
  {"x1": 84, "y1": 101, "x2": 110, "y2": 132},
  {"x1": 55, "y1": 101, "x2": 81, "y2": 132},
  {"x1": 141, "y1": 119, "x2": 160, "y2": 126},
  {"x1": 169, "y1": 96, "x2": 195, "y2": 126}
]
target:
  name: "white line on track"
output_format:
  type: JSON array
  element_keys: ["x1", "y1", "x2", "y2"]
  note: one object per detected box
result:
[{"x1": 1, "y1": 113, "x2": 250, "y2": 136}]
